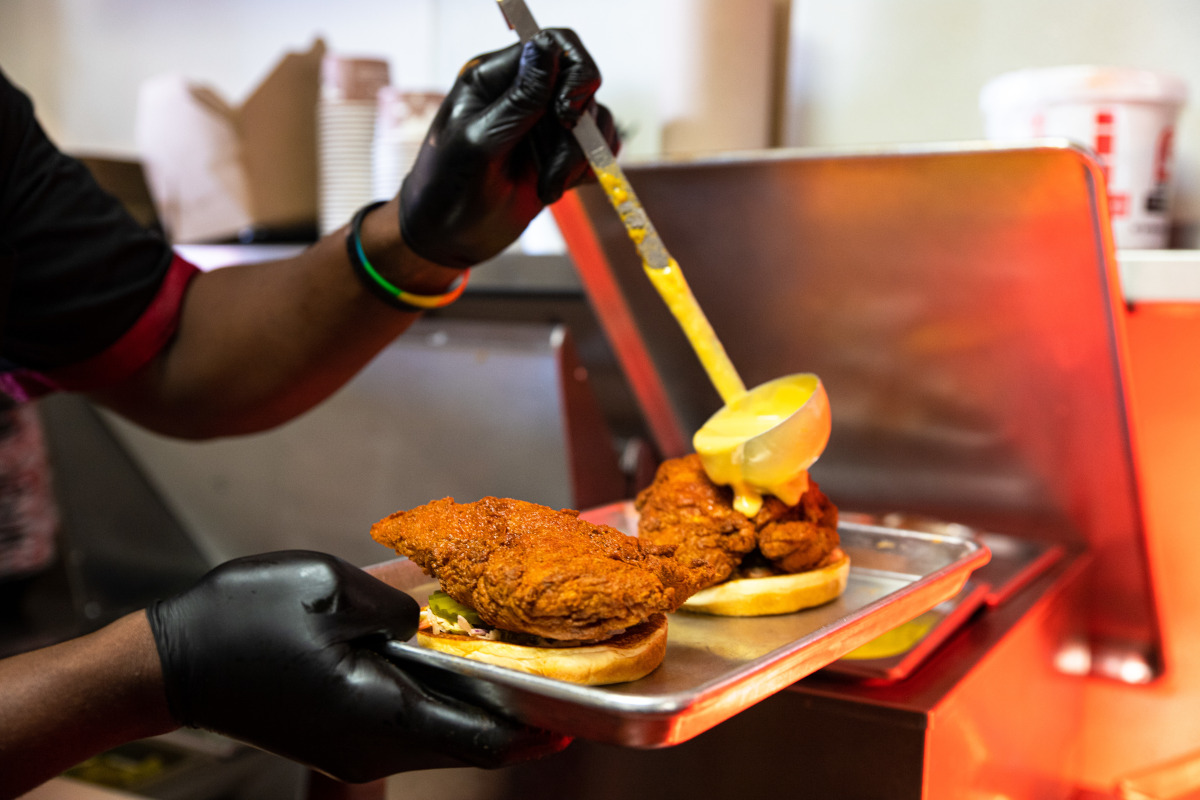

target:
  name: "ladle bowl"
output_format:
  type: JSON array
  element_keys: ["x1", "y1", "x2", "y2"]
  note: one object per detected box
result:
[{"x1": 693, "y1": 374, "x2": 831, "y2": 515}]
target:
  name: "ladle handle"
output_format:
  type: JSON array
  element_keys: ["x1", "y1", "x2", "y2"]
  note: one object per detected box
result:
[
  {"x1": 497, "y1": 0, "x2": 669, "y2": 270},
  {"x1": 497, "y1": 0, "x2": 746, "y2": 403}
]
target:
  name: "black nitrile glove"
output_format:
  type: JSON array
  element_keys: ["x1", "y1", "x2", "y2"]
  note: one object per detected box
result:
[
  {"x1": 399, "y1": 28, "x2": 619, "y2": 268},
  {"x1": 147, "y1": 550, "x2": 569, "y2": 782}
]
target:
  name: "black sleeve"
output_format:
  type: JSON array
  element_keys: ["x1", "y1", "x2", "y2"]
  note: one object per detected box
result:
[{"x1": 0, "y1": 66, "x2": 174, "y2": 372}]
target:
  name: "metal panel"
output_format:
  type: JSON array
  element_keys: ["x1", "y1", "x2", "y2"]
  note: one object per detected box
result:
[{"x1": 553, "y1": 141, "x2": 1159, "y2": 679}]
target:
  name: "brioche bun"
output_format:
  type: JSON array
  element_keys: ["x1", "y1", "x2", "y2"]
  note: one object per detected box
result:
[
  {"x1": 416, "y1": 612, "x2": 668, "y2": 686},
  {"x1": 681, "y1": 549, "x2": 850, "y2": 616}
]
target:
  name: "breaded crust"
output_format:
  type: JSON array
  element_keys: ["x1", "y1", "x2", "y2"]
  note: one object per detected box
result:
[
  {"x1": 372, "y1": 496, "x2": 713, "y2": 641},
  {"x1": 636, "y1": 454, "x2": 840, "y2": 582}
]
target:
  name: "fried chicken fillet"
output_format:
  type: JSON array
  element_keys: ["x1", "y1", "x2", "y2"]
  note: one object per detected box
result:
[
  {"x1": 634, "y1": 455, "x2": 757, "y2": 585},
  {"x1": 370, "y1": 496, "x2": 713, "y2": 642},
  {"x1": 636, "y1": 454, "x2": 840, "y2": 587}
]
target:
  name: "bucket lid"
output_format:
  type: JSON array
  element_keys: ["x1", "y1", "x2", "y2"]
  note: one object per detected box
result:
[{"x1": 980, "y1": 65, "x2": 1188, "y2": 113}]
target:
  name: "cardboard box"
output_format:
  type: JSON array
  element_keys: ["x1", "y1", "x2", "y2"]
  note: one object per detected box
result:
[{"x1": 135, "y1": 39, "x2": 325, "y2": 243}]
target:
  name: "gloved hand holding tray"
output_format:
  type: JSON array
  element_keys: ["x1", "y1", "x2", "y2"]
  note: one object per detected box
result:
[{"x1": 372, "y1": 501, "x2": 989, "y2": 747}]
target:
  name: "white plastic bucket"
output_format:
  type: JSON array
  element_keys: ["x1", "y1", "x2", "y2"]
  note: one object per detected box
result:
[{"x1": 980, "y1": 65, "x2": 1187, "y2": 249}]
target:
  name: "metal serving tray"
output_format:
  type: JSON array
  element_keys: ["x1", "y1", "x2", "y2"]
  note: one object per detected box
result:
[
  {"x1": 371, "y1": 500, "x2": 989, "y2": 748},
  {"x1": 820, "y1": 578, "x2": 992, "y2": 683},
  {"x1": 819, "y1": 518, "x2": 1065, "y2": 683}
]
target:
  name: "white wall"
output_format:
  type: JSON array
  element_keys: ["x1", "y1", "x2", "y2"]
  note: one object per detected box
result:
[
  {"x1": 0, "y1": 0, "x2": 776, "y2": 161},
  {"x1": 787, "y1": 0, "x2": 1200, "y2": 241}
]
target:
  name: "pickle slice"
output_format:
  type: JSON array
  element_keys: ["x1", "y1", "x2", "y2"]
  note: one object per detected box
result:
[{"x1": 428, "y1": 590, "x2": 485, "y2": 628}]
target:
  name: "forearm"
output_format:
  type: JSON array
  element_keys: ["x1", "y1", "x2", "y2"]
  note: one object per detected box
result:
[
  {"x1": 0, "y1": 611, "x2": 176, "y2": 798},
  {"x1": 90, "y1": 199, "x2": 463, "y2": 439}
]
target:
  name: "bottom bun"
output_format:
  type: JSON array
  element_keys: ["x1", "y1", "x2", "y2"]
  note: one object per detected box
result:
[
  {"x1": 681, "y1": 550, "x2": 851, "y2": 616},
  {"x1": 417, "y1": 613, "x2": 668, "y2": 685}
]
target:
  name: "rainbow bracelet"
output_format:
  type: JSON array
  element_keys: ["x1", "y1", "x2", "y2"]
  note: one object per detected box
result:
[{"x1": 346, "y1": 201, "x2": 468, "y2": 312}]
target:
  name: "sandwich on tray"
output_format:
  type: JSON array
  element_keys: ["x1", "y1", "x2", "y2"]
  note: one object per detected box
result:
[
  {"x1": 370, "y1": 495, "x2": 713, "y2": 685},
  {"x1": 635, "y1": 453, "x2": 849, "y2": 616}
]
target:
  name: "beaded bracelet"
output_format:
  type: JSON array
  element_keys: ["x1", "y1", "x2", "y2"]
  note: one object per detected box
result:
[{"x1": 346, "y1": 201, "x2": 468, "y2": 312}]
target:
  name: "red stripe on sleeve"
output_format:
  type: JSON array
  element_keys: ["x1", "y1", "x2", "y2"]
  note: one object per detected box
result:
[{"x1": 31, "y1": 253, "x2": 200, "y2": 396}]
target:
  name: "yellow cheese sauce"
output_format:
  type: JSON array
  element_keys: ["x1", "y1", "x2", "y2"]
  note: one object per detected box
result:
[
  {"x1": 598, "y1": 170, "x2": 630, "y2": 207},
  {"x1": 705, "y1": 463, "x2": 811, "y2": 519}
]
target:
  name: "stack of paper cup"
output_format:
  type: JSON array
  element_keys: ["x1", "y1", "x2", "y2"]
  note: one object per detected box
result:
[
  {"x1": 372, "y1": 88, "x2": 444, "y2": 202},
  {"x1": 318, "y1": 55, "x2": 391, "y2": 235},
  {"x1": 980, "y1": 65, "x2": 1188, "y2": 249}
]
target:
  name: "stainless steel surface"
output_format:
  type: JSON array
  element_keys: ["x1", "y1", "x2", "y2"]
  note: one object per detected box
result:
[
  {"x1": 369, "y1": 501, "x2": 988, "y2": 747},
  {"x1": 553, "y1": 141, "x2": 1160, "y2": 679},
  {"x1": 495, "y1": 0, "x2": 539, "y2": 49}
]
